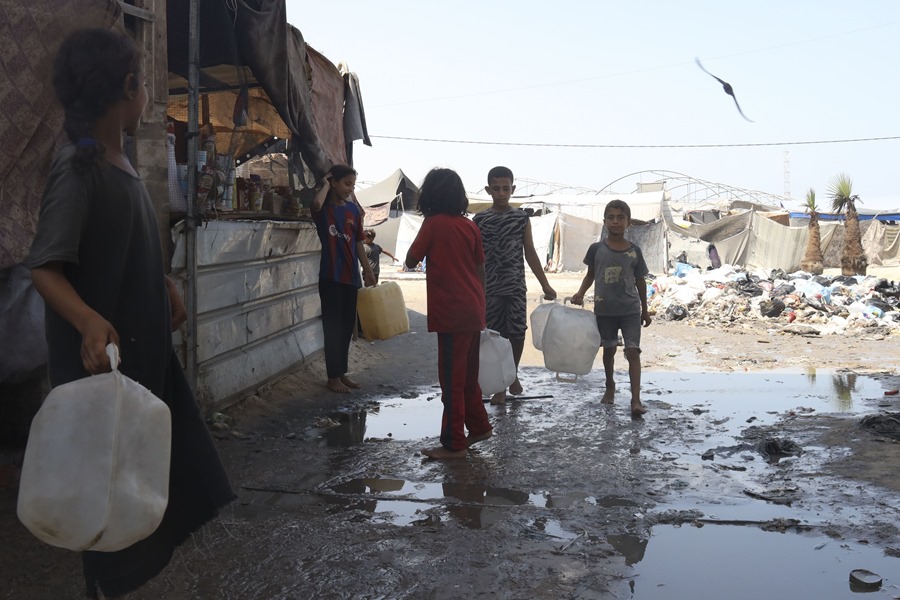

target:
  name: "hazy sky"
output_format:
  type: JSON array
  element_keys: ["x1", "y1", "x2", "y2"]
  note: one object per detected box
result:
[{"x1": 285, "y1": 1, "x2": 899, "y2": 210}]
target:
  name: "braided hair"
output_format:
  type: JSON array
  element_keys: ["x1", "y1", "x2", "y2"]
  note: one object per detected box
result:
[{"x1": 52, "y1": 28, "x2": 142, "y2": 173}]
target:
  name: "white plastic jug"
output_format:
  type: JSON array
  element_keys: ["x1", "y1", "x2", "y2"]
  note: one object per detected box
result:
[
  {"x1": 542, "y1": 300, "x2": 602, "y2": 380},
  {"x1": 357, "y1": 281, "x2": 410, "y2": 341},
  {"x1": 478, "y1": 329, "x2": 517, "y2": 396},
  {"x1": 18, "y1": 345, "x2": 171, "y2": 552},
  {"x1": 529, "y1": 299, "x2": 559, "y2": 351}
]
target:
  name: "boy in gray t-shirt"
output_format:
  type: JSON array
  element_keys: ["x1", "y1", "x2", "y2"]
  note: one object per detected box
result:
[{"x1": 572, "y1": 200, "x2": 652, "y2": 417}]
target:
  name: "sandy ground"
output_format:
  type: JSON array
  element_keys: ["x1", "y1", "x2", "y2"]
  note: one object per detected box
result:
[{"x1": 384, "y1": 266, "x2": 900, "y2": 377}]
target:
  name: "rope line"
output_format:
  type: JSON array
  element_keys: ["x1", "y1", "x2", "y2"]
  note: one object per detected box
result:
[{"x1": 369, "y1": 135, "x2": 900, "y2": 149}]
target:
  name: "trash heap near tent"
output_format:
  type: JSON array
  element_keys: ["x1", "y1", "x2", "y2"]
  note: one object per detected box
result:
[{"x1": 645, "y1": 263, "x2": 900, "y2": 336}]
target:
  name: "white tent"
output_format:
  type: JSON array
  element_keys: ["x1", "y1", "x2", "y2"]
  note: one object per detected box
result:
[
  {"x1": 355, "y1": 169, "x2": 419, "y2": 209},
  {"x1": 372, "y1": 193, "x2": 899, "y2": 277},
  {"x1": 467, "y1": 190, "x2": 666, "y2": 222}
]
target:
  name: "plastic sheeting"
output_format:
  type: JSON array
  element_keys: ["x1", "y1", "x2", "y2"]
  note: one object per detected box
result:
[
  {"x1": 0, "y1": 266, "x2": 47, "y2": 382},
  {"x1": 368, "y1": 202, "x2": 899, "y2": 277},
  {"x1": 355, "y1": 169, "x2": 420, "y2": 209}
]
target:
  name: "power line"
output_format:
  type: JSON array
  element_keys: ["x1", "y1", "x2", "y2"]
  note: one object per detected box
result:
[{"x1": 370, "y1": 135, "x2": 900, "y2": 149}]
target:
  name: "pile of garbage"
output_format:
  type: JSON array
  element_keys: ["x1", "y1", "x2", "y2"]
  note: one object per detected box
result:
[{"x1": 648, "y1": 264, "x2": 900, "y2": 336}]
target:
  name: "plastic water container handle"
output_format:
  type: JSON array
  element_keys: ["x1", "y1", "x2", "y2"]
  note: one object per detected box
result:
[{"x1": 105, "y1": 344, "x2": 121, "y2": 371}]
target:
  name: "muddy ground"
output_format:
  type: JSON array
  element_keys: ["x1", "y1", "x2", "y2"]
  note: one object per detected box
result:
[{"x1": 2, "y1": 271, "x2": 900, "y2": 599}]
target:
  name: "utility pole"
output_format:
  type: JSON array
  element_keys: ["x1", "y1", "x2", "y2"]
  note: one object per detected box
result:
[{"x1": 185, "y1": 0, "x2": 199, "y2": 392}]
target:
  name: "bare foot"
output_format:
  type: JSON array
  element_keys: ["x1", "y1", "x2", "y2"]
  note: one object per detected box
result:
[
  {"x1": 326, "y1": 378, "x2": 350, "y2": 393},
  {"x1": 422, "y1": 446, "x2": 467, "y2": 459},
  {"x1": 509, "y1": 378, "x2": 523, "y2": 396},
  {"x1": 466, "y1": 430, "x2": 492, "y2": 448},
  {"x1": 601, "y1": 387, "x2": 616, "y2": 404},
  {"x1": 341, "y1": 376, "x2": 361, "y2": 389},
  {"x1": 490, "y1": 391, "x2": 506, "y2": 405},
  {"x1": 631, "y1": 402, "x2": 648, "y2": 418}
]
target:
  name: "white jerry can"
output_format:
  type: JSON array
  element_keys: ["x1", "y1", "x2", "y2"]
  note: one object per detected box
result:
[
  {"x1": 529, "y1": 298, "x2": 559, "y2": 351},
  {"x1": 541, "y1": 300, "x2": 602, "y2": 381},
  {"x1": 17, "y1": 345, "x2": 171, "y2": 552},
  {"x1": 478, "y1": 329, "x2": 517, "y2": 396}
]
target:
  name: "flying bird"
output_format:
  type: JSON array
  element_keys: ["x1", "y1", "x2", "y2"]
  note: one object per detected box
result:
[{"x1": 695, "y1": 57, "x2": 753, "y2": 122}]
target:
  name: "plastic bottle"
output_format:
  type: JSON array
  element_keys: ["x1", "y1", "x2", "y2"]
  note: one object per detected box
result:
[
  {"x1": 203, "y1": 130, "x2": 217, "y2": 167},
  {"x1": 166, "y1": 123, "x2": 186, "y2": 212}
]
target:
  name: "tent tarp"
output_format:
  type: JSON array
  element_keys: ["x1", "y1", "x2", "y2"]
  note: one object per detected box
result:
[
  {"x1": 549, "y1": 213, "x2": 604, "y2": 272},
  {"x1": 166, "y1": 0, "x2": 346, "y2": 174},
  {"x1": 626, "y1": 220, "x2": 668, "y2": 276},
  {"x1": 355, "y1": 169, "x2": 420, "y2": 209},
  {"x1": 530, "y1": 213, "x2": 558, "y2": 270},
  {"x1": 394, "y1": 213, "x2": 425, "y2": 267},
  {"x1": 469, "y1": 191, "x2": 664, "y2": 224}
]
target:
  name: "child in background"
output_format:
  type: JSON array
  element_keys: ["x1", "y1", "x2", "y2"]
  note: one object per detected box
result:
[
  {"x1": 312, "y1": 164, "x2": 377, "y2": 393},
  {"x1": 571, "y1": 200, "x2": 651, "y2": 417},
  {"x1": 363, "y1": 229, "x2": 397, "y2": 284},
  {"x1": 473, "y1": 166, "x2": 556, "y2": 404},
  {"x1": 405, "y1": 168, "x2": 493, "y2": 459},
  {"x1": 26, "y1": 28, "x2": 233, "y2": 598}
]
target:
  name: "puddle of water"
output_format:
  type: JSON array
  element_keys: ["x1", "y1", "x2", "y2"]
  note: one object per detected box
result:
[
  {"x1": 525, "y1": 516, "x2": 579, "y2": 540},
  {"x1": 330, "y1": 477, "x2": 536, "y2": 506},
  {"x1": 331, "y1": 478, "x2": 445, "y2": 500},
  {"x1": 630, "y1": 524, "x2": 899, "y2": 599},
  {"x1": 647, "y1": 370, "x2": 883, "y2": 420},
  {"x1": 327, "y1": 370, "x2": 885, "y2": 446},
  {"x1": 663, "y1": 497, "x2": 798, "y2": 523},
  {"x1": 366, "y1": 500, "x2": 427, "y2": 526},
  {"x1": 641, "y1": 371, "x2": 886, "y2": 463},
  {"x1": 321, "y1": 477, "x2": 607, "y2": 529},
  {"x1": 349, "y1": 393, "x2": 439, "y2": 443}
]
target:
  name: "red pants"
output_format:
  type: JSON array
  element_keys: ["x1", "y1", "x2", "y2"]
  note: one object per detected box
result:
[{"x1": 437, "y1": 332, "x2": 492, "y2": 451}]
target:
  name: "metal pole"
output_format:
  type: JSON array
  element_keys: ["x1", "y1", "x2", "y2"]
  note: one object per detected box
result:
[{"x1": 184, "y1": 0, "x2": 200, "y2": 392}]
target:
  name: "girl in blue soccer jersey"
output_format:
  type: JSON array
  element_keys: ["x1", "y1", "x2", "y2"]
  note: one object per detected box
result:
[{"x1": 312, "y1": 164, "x2": 376, "y2": 393}]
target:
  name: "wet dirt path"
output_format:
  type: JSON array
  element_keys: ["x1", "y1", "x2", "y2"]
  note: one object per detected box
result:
[
  {"x1": 124, "y1": 362, "x2": 900, "y2": 599},
  {"x1": 2, "y1": 294, "x2": 900, "y2": 598}
]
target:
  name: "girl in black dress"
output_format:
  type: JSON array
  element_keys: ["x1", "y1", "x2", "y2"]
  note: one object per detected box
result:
[{"x1": 27, "y1": 28, "x2": 233, "y2": 598}]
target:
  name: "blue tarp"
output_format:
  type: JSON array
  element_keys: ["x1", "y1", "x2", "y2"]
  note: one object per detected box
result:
[{"x1": 790, "y1": 210, "x2": 900, "y2": 222}]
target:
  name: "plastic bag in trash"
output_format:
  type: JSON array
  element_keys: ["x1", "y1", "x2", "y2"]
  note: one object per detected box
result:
[
  {"x1": 665, "y1": 304, "x2": 688, "y2": 321},
  {"x1": 735, "y1": 276, "x2": 763, "y2": 297},
  {"x1": 759, "y1": 299, "x2": 786, "y2": 318},
  {"x1": 874, "y1": 280, "x2": 900, "y2": 298},
  {"x1": 865, "y1": 298, "x2": 894, "y2": 314},
  {"x1": 673, "y1": 262, "x2": 696, "y2": 278},
  {"x1": 771, "y1": 283, "x2": 796, "y2": 298}
]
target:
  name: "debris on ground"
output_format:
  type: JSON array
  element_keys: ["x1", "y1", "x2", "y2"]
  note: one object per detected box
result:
[
  {"x1": 860, "y1": 413, "x2": 900, "y2": 441},
  {"x1": 647, "y1": 264, "x2": 900, "y2": 336}
]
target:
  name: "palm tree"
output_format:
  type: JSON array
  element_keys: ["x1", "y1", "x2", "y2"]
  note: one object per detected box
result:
[
  {"x1": 828, "y1": 174, "x2": 867, "y2": 276},
  {"x1": 799, "y1": 187, "x2": 824, "y2": 274}
]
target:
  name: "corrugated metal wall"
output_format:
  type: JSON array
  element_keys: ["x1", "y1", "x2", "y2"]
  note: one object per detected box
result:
[{"x1": 171, "y1": 220, "x2": 322, "y2": 410}]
